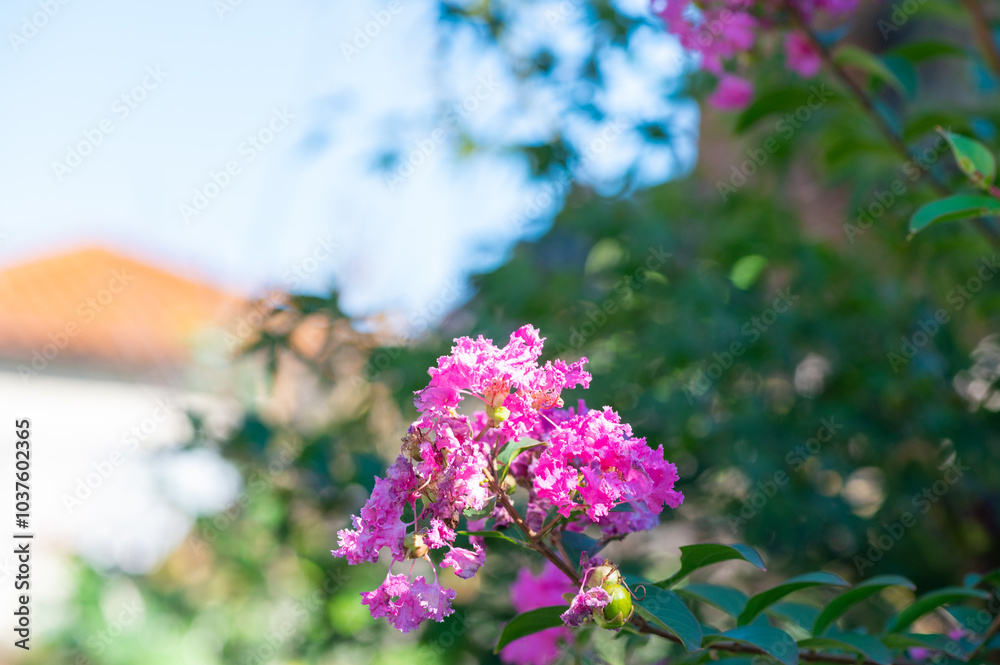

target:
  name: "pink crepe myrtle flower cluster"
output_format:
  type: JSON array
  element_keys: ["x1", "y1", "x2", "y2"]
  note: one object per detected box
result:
[
  {"x1": 652, "y1": 0, "x2": 859, "y2": 109},
  {"x1": 332, "y1": 325, "x2": 684, "y2": 633}
]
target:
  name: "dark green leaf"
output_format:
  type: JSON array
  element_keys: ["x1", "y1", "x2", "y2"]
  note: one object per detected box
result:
[
  {"x1": 457, "y1": 530, "x2": 527, "y2": 547},
  {"x1": 799, "y1": 631, "x2": 893, "y2": 665},
  {"x1": 738, "y1": 572, "x2": 848, "y2": 626},
  {"x1": 887, "y1": 587, "x2": 989, "y2": 632},
  {"x1": 939, "y1": 128, "x2": 997, "y2": 188},
  {"x1": 658, "y1": 544, "x2": 766, "y2": 588},
  {"x1": 560, "y1": 531, "x2": 598, "y2": 565},
  {"x1": 908, "y1": 195, "x2": 1000, "y2": 235},
  {"x1": 629, "y1": 580, "x2": 703, "y2": 652},
  {"x1": 497, "y1": 438, "x2": 543, "y2": 467},
  {"x1": 463, "y1": 497, "x2": 497, "y2": 520},
  {"x1": 734, "y1": 87, "x2": 840, "y2": 133},
  {"x1": 889, "y1": 41, "x2": 967, "y2": 64},
  {"x1": 703, "y1": 625, "x2": 799, "y2": 665},
  {"x1": 882, "y1": 632, "x2": 956, "y2": 653},
  {"x1": 813, "y1": 575, "x2": 916, "y2": 635},
  {"x1": 676, "y1": 584, "x2": 748, "y2": 618},
  {"x1": 494, "y1": 606, "x2": 569, "y2": 653},
  {"x1": 833, "y1": 45, "x2": 906, "y2": 93},
  {"x1": 768, "y1": 602, "x2": 820, "y2": 631}
]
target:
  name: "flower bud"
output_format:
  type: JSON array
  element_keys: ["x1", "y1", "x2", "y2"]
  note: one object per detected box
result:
[
  {"x1": 501, "y1": 474, "x2": 517, "y2": 495},
  {"x1": 593, "y1": 581, "x2": 633, "y2": 629},
  {"x1": 403, "y1": 532, "x2": 429, "y2": 559},
  {"x1": 486, "y1": 405, "x2": 510, "y2": 424}
]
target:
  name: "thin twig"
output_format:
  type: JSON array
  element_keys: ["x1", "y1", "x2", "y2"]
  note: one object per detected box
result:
[
  {"x1": 968, "y1": 610, "x2": 1000, "y2": 662},
  {"x1": 959, "y1": 0, "x2": 1000, "y2": 79}
]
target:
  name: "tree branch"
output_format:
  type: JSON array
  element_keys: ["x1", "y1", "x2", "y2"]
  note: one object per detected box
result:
[{"x1": 783, "y1": 1, "x2": 1000, "y2": 251}]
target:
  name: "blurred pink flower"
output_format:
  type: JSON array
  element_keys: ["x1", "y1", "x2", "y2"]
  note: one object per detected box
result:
[
  {"x1": 708, "y1": 75, "x2": 754, "y2": 110},
  {"x1": 785, "y1": 32, "x2": 822, "y2": 77},
  {"x1": 500, "y1": 563, "x2": 575, "y2": 665}
]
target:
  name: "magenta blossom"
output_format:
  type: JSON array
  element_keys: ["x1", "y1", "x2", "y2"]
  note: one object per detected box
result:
[{"x1": 334, "y1": 325, "x2": 682, "y2": 634}]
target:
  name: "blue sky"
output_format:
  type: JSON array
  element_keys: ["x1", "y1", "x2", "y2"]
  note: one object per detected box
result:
[{"x1": 0, "y1": 0, "x2": 696, "y2": 330}]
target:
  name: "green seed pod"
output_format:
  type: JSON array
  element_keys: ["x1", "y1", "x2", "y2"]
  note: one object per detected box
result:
[
  {"x1": 403, "y1": 533, "x2": 428, "y2": 559},
  {"x1": 486, "y1": 405, "x2": 511, "y2": 424},
  {"x1": 587, "y1": 563, "x2": 621, "y2": 588},
  {"x1": 593, "y1": 582, "x2": 633, "y2": 629}
]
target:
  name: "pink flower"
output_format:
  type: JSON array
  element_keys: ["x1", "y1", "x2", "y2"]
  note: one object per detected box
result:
[
  {"x1": 708, "y1": 75, "x2": 753, "y2": 110},
  {"x1": 361, "y1": 573, "x2": 456, "y2": 633},
  {"x1": 500, "y1": 564, "x2": 576, "y2": 665},
  {"x1": 534, "y1": 407, "x2": 683, "y2": 521},
  {"x1": 442, "y1": 541, "x2": 486, "y2": 579},
  {"x1": 785, "y1": 32, "x2": 822, "y2": 77},
  {"x1": 332, "y1": 455, "x2": 416, "y2": 564},
  {"x1": 561, "y1": 586, "x2": 611, "y2": 627}
]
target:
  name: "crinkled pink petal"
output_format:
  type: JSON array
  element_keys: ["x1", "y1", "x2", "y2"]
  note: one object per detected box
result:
[{"x1": 561, "y1": 586, "x2": 610, "y2": 627}]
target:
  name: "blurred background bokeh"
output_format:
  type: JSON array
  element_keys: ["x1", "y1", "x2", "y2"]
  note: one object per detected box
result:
[{"x1": 2, "y1": 0, "x2": 999, "y2": 662}]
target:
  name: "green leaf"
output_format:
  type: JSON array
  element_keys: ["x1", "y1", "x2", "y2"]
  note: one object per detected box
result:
[
  {"x1": 629, "y1": 581, "x2": 703, "y2": 651},
  {"x1": 463, "y1": 497, "x2": 497, "y2": 520},
  {"x1": 833, "y1": 45, "x2": 906, "y2": 93},
  {"x1": 889, "y1": 41, "x2": 967, "y2": 64},
  {"x1": 882, "y1": 632, "x2": 956, "y2": 653},
  {"x1": 494, "y1": 606, "x2": 569, "y2": 653},
  {"x1": 799, "y1": 631, "x2": 893, "y2": 665},
  {"x1": 730, "y1": 255, "x2": 768, "y2": 290},
  {"x1": 734, "y1": 86, "x2": 841, "y2": 133},
  {"x1": 908, "y1": 195, "x2": 1000, "y2": 235},
  {"x1": 703, "y1": 625, "x2": 799, "y2": 665},
  {"x1": 738, "y1": 572, "x2": 849, "y2": 626},
  {"x1": 560, "y1": 531, "x2": 598, "y2": 565},
  {"x1": 887, "y1": 586, "x2": 990, "y2": 632},
  {"x1": 457, "y1": 530, "x2": 528, "y2": 547},
  {"x1": 768, "y1": 602, "x2": 820, "y2": 631},
  {"x1": 813, "y1": 575, "x2": 916, "y2": 635},
  {"x1": 658, "y1": 544, "x2": 766, "y2": 588},
  {"x1": 676, "y1": 584, "x2": 748, "y2": 618},
  {"x1": 939, "y1": 128, "x2": 997, "y2": 188},
  {"x1": 497, "y1": 438, "x2": 543, "y2": 467}
]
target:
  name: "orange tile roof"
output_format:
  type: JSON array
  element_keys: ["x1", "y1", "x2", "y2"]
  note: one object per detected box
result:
[{"x1": 0, "y1": 247, "x2": 245, "y2": 372}]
